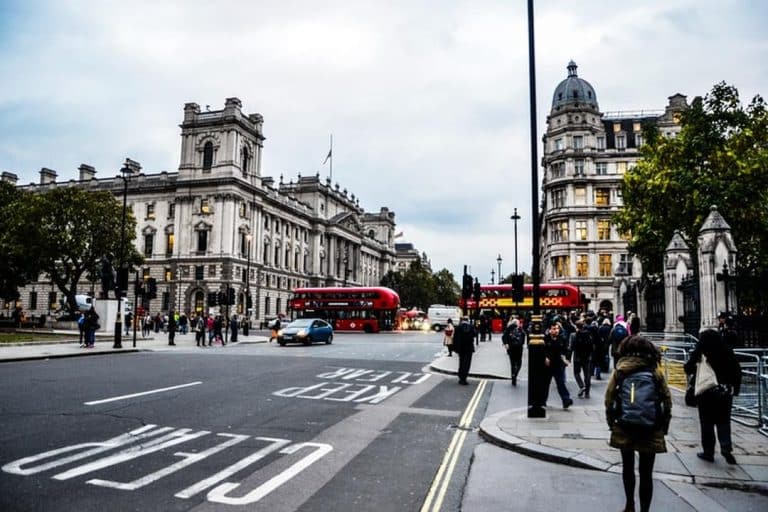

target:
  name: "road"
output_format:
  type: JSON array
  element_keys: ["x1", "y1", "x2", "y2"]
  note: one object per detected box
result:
[{"x1": 0, "y1": 330, "x2": 484, "y2": 511}]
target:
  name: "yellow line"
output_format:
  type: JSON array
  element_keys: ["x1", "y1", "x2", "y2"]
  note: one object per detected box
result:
[{"x1": 421, "y1": 379, "x2": 488, "y2": 512}]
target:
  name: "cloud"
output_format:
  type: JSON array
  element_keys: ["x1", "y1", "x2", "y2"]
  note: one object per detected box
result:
[{"x1": 0, "y1": 0, "x2": 766, "y2": 282}]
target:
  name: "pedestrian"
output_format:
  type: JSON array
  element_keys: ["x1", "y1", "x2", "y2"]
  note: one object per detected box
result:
[
  {"x1": 595, "y1": 318, "x2": 612, "y2": 380},
  {"x1": 77, "y1": 311, "x2": 86, "y2": 347},
  {"x1": 683, "y1": 329, "x2": 742, "y2": 464},
  {"x1": 143, "y1": 314, "x2": 152, "y2": 338},
  {"x1": 230, "y1": 315, "x2": 239, "y2": 343},
  {"x1": 627, "y1": 311, "x2": 640, "y2": 336},
  {"x1": 167, "y1": 310, "x2": 176, "y2": 346},
  {"x1": 194, "y1": 313, "x2": 205, "y2": 347},
  {"x1": 206, "y1": 314, "x2": 215, "y2": 345},
  {"x1": 501, "y1": 318, "x2": 525, "y2": 386},
  {"x1": 270, "y1": 316, "x2": 281, "y2": 343},
  {"x1": 543, "y1": 322, "x2": 573, "y2": 408},
  {"x1": 124, "y1": 311, "x2": 133, "y2": 336},
  {"x1": 214, "y1": 315, "x2": 224, "y2": 345},
  {"x1": 571, "y1": 320, "x2": 595, "y2": 398},
  {"x1": 442, "y1": 318, "x2": 455, "y2": 356},
  {"x1": 179, "y1": 312, "x2": 188, "y2": 335},
  {"x1": 610, "y1": 315, "x2": 630, "y2": 369},
  {"x1": 605, "y1": 335, "x2": 671, "y2": 512},
  {"x1": 453, "y1": 316, "x2": 476, "y2": 385},
  {"x1": 84, "y1": 306, "x2": 100, "y2": 348}
]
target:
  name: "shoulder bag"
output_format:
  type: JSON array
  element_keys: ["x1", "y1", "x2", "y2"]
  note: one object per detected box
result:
[{"x1": 694, "y1": 354, "x2": 718, "y2": 396}]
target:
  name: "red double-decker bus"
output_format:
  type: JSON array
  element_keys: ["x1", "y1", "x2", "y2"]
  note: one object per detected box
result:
[
  {"x1": 288, "y1": 287, "x2": 400, "y2": 333},
  {"x1": 459, "y1": 283, "x2": 585, "y2": 332}
]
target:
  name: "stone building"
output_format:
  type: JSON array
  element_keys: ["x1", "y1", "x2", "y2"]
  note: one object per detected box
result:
[
  {"x1": 540, "y1": 61, "x2": 688, "y2": 315},
  {"x1": 5, "y1": 98, "x2": 398, "y2": 324}
]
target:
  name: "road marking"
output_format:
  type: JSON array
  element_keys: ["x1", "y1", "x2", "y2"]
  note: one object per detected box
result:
[
  {"x1": 421, "y1": 379, "x2": 488, "y2": 512},
  {"x1": 84, "y1": 381, "x2": 203, "y2": 405}
]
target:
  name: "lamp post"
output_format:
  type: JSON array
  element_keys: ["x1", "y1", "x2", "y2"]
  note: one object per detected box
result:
[
  {"x1": 244, "y1": 234, "x2": 252, "y2": 335},
  {"x1": 490, "y1": 268, "x2": 495, "y2": 284},
  {"x1": 113, "y1": 163, "x2": 134, "y2": 349},
  {"x1": 497, "y1": 254, "x2": 503, "y2": 283},
  {"x1": 510, "y1": 208, "x2": 521, "y2": 275}
]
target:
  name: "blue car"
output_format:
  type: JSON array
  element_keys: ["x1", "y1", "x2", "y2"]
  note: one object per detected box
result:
[{"x1": 277, "y1": 318, "x2": 334, "y2": 346}]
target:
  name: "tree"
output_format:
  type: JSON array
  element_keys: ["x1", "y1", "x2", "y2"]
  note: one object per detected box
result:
[
  {"x1": 432, "y1": 269, "x2": 459, "y2": 305},
  {"x1": 24, "y1": 187, "x2": 144, "y2": 313},
  {"x1": 380, "y1": 263, "x2": 458, "y2": 310},
  {"x1": 615, "y1": 82, "x2": 768, "y2": 279},
  {"x1": 0, "y1": 182, "x2": 40, "y2": 301}
]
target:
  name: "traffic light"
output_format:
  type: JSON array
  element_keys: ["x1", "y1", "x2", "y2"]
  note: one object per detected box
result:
[
  {"x1": 246, "y1": 293, "x2": 253, "y2": 309},
  {"x1": 147, "y1": 277, "x2": 157, "y2": 299},
  {"x1": 473, "y1": 278, "x2": 481, "y2": 304},
  {"x1": 207, "y1": 292, "x2": 217, "y2": 307},
  {"x1": 511, "y1": 274, "x2": 524, "y2": 302},
  {"x1": 116, "y1": 268, "x2": 129, "y2": 296},
  {"x1": 217, "y1": 291, "x2": 226, "y2": 306},
  {"x1": 461, "y1": 273, "x2": 473, "y2": 300},
  {"x1": 228, "y1": 287, "x2": 235, "y2": 306}
]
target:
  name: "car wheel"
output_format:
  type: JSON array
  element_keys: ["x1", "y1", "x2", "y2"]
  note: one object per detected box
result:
[
  {"x1": 433, "y1": 324, "x2": 442, "y2": 332},
  {"x1": 303, "y1": 337, "x2": 312, "y2": 346},
  {"x1": 278, "y1": 340, "x2": 286, "y2": 346},
  {"x1": 326, "y1": 334, "x2": 333, "y2": 344}
]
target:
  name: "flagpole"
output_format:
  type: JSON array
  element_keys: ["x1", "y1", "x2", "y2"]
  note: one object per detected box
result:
[{"x1": 329, "y1": 134, "x2": 333, "y2": 183}]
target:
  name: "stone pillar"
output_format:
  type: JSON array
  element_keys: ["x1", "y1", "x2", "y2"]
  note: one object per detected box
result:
[
  {"x1": 697, "y1": 206, "x2": 737, "y2": 330},
  {"x1": 664, "y1": 231, "x2": 691, "y2": 334}
]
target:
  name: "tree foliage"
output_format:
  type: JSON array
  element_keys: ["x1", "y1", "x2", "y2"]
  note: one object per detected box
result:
[
  {"x1": 8, "y1": 186, "x2": 143, "y2": 312},
  {"x1": 0, "y1": 182, "x2": 39, "y2": 301},
  {"x1": 380, "y1": 262, "x2": 459, "y2": 310},
  {"x1": 615, "y1": 82, "x2": 768, "y2": 277}
]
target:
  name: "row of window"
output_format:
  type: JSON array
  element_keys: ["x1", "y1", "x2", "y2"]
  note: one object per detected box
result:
[
  {"x1": 550, "y1": 219, "x2": 618, "y2": 242},
  {"x1": 552, "y1": 128, "x2": 644, "y2": 153},
  {"x1": 551, "y1": 254, "x2": 633, "y2": 279},
  {"x1": 550, "y1": 186, "x2": 620, "y2": 209},
  {"x1": 549, "y1": 160, "x2": 633, "y2": 179}
]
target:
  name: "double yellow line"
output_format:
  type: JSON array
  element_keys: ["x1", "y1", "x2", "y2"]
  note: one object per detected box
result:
[{"x1": 420, "y1": 379, "x2": 488, "y2": 512}]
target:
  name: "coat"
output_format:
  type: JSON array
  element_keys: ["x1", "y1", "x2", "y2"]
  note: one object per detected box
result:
[
  {"x1": 452, "y1": 321, "x2": 476, "y2": 354},
  {"x1": 604, "y1": 356, "x2": 672, "y2": 453}
]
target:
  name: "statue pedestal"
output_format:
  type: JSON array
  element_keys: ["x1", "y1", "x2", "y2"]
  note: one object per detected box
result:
[{"x1": 95, "y1": 299, "x2": 120, "y2": 333}]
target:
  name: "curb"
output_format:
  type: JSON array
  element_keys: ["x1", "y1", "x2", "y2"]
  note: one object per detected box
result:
[
  {"x1": 428, "y1": 363, "x2": 509, "y2": 381},
  {"x1": 0, "y1": 348, "x2": 141, "y2": 363}
]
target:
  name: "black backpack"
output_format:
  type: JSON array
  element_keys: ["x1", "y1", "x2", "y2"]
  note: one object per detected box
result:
[
  {"x1": 611, "y1": 369, "x2": 662, "y2": 434},
  {"x1": 503, "y1": 326, "x2": 524, "y2": 347},
  {"x1": 571, "y1": 330, "x2": 594, "y2": 355}
]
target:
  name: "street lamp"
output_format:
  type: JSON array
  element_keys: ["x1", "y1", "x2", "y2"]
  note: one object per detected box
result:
[
  {"x1": 490, "y1": 268, "x2": 495, "y2": 284},
  {"x1": 497, "y1": 254, "x2": 503, "y2": 283},
  {"x1": 114, "y1": 162, "x2": 136, "y2": 349},
  {"x1": 244, "y1": 234, "x2": 252, "y2": 335},
  {"x1": 510, "y1": 208, "x2": 521, "y2": 275}
]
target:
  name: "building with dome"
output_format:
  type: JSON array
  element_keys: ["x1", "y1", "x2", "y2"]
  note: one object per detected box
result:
[{"x1": 540, "y1": 61, "x2": 688, "y2": 318}]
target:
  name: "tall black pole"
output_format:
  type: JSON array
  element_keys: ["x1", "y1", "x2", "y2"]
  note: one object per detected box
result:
[
  {"x1": 497, "y1": 254, "x2": 502, "y2": 284},
  {"x1": 132, "y1": 271, "x2": 139, "y2": 348},
  {"x1": 244, "y1": 236, "x2": 251, "y2": 335},
  {"x1": 526, "y1": 0, "x2": 545, "y2": 418},
  {"x1": 114, "y1": 169, "x2": 128, "y2": 349},
  {"x1": 511, "y1": 208, "x2": 521, "y2": 275}
]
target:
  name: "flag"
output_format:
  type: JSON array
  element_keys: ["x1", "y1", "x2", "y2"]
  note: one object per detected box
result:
[
  {"x1": 394, "y1": 231, "x2": 404, "y2": 238},
  {"x1": 323, "y1": 148, "x2": 332, "y2": 165}
]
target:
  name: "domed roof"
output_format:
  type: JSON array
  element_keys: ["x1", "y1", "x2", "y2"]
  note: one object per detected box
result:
[{"x1": 551, "y1": 61, "x2": 598, "y2": 111}]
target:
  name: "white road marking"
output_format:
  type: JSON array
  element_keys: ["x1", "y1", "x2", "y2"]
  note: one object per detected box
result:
[{"x1": 84, "y1": 381, "x2": 203, "y2": 405}]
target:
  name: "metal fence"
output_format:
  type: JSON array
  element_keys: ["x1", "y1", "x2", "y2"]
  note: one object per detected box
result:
[{"x1": 645, "y1": 331, "x2": 768, "y2": 437}]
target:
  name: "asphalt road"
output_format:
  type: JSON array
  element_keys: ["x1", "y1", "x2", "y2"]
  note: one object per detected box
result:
[{"x1": 0, "y1": 331, "x2": 485, "y2": 512}]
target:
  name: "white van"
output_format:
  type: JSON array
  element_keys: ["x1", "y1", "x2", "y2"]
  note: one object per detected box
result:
[
  {"x1": 427, "y1": 305, "x2": 462, "y2": 332},
  {"x1": 74, "y1": 295, "x2": 132, "y2": 313}
]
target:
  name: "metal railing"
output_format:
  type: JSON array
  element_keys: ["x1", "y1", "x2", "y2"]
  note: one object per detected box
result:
[{"x1": 732, "y1": 349, "x2": 767, "y2": 436}]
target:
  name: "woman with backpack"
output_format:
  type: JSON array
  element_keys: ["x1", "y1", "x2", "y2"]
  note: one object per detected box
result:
[{"x1": 605, "y1": 335, "x2": 672, "y2": 512}]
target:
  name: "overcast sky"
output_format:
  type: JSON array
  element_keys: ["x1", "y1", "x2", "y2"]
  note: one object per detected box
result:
[{"x1": 1, "y1": 0, "x2": 766, "y2": 283}]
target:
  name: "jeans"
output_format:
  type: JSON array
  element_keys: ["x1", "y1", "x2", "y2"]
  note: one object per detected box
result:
[
  {"x1": 458, "y1": 351, "x2": 473, "y2": 383},
  {"x1": 550, "y1": 365, "x2": 571, "y2": 405},
  {"x1": 698, "y1": 392, "x2": 734, "y2": 454},
  {"x1": 573, "y1": 356, "x2": 592, "y2": 395},
  {"x1": 507, "y1": 346, "x2": 523, "y2": 382}
]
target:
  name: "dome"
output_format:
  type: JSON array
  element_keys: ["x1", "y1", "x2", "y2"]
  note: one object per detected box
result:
[{"x1": 551, "y1": 61, "x2": 598, "y2": 111}]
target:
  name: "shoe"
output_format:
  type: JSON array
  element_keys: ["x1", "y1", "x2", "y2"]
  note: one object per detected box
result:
[
  {"x1": 697, "y1": 452, "x2": 715, "y2": 462},
  {"x1": 578, "y1": 388, "x2": 585, "y2": 398},
  {"x1": 563, "y1": 398, "x2": 573, "y2": 409},
  {"x1": 584, "y1": 393, "x2": 590, "y2": 399},
  {"x1": 722, "y1": 451, "x2": 737, "y2": 465},
  {"x1": 458, "y1": 380, "x2": 469, "y2": 385},
  {"x1": 595, "y1": 375, "x2": 602, "y2": 380},
  {"x1": 512, "y1": 377, "x2": 517, "y2": 386}
]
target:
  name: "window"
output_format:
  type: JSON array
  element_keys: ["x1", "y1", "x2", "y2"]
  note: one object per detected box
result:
[
  {"x1": 634, "y1": 133, "x2": 643, "y2": 147},
  {"x1": 597, "y1": 136, "x2": 606, "y2": 150},
  {"x1": 613, "y1": 123, "x2": 621, "y2": 133},
  {"x1": 48, "y1": 291, "x2": 57, "y2": 310},
  {"x1": 616, "y1": 135, "x2": 626, "y2": 150},
  {"x1": 240, "y1": 233, "x2": 249, "y2": 257},
  {"x1": 162, "y1": 291, "x2": 170, "y2": 312},
  {"x1": 595, "y1": 188, "x2": 610, "y2": 206},
  {"x1": 596, "y1": 162, "x2": 608, "y2": 175},
  {"x1": 241, "y1": 146, "x2": 250, "y2": 175},
  {"x1": 616, "y1": 161, "x2": 627, "y2": 173},
  {"x1": 553, "y1": 255, "x2": 570, "y2": 278},
  {"x1": 239, "y1": 202, "x2": 246, "y2": 218},
  {"x1": 201, "y1": 198, "x2": 211, "y2": 214},
  {"x1": 552, "y1": 187, "x2": 565, "y2": 208},
  {"x1": 168, "y1": 203, "x2": 175, "y2": 218},
  {"x1": 554, "y1": 138, "x2": 564, "y2": 151},
  {"x1": 619, "y1": 253, "x2": 634, "y2": 275},
  {"x1": 633, "y1": 122, "x2": 641, "y2": 133},
  {"x1": 146, "y1": 203, "x2": 155, "y2": 220},
  {"x1": 263, "y1": 243, "x2": 269, "y2": 264},
  {"x1": 597, "y1": 220, "x2": 611, "y2": 240},
  {"x1": 195, "y1": 291, "x2": 204, "y2": 313},
  {"x1": 276, "y1": 298, "x2": 282, "y2": 314},
  {"x1": 552, "y1": 221, "x2": 568, "y2": 242},
  {"x1": 265, "y1": 297, "x2": 271, "y2": 316},
  {"x1": 143, "y1": 234, "x2": 153, "y2": 256},
  {"x1": 195, "y1": 266, "x2": 204, "y2": 280},
  {"x1": 599, "y1": 254, "x2": 613, "y2": 277},
  {"x1": 575, "y1": 220, "x2": 587, "y2": 240},
  {"x1": 203, "y1": 141, "x2": 214, "y2": 170},
  {"x1": 576, "y1": 254, "x2": 589, "y2": 277},
  {"x1": 29, "y1": 291, "x2": 37, "y2": 310},
  {"x1": 164, "y1": 268, "x2": 172, "y2": 282},
  {"x1": 197, "y1": 230, "x2": 208, "y2": 252},
  {"x1": 550, "y1": 162, "x2": 565, "y2": 178},
  {"x1": 574, "y1": 159, "x2": 584, "y2": 176},
  {"x1": 274, "y1": 246, "x2": 280, "y2": 267},
  {"x1": 574, "y1": 186, "x2": 586, "y2": 205},
  {"x1": 573, "y1": 135, "x2": 583, "y2": 149},
  {"x1": 264, "y1": 214, "x2": 270, "y2": 229},
  {"x1": 166, "y1": 233, "x2": 174, "y2": 256},
  {"x1": 208, "y1": 265, "x2": 216, "y2": 277}
]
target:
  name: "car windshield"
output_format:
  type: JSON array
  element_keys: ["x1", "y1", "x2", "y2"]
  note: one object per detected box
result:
[{"x1": 288, "y1": 319, "x2": 313, "y2": 328}]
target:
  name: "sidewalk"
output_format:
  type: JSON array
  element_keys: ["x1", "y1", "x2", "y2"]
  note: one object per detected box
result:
[
  {"x1": 0, "y1": 329, "x2": 269, "y2": 363},
  {"x1": 430, "y1": 338, "x2": 768, "y2": 492}
]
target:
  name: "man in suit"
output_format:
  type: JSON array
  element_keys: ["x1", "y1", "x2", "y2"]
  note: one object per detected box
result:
[{"x1": 453, "y1": 316, "x2": 477, "y2": 385}]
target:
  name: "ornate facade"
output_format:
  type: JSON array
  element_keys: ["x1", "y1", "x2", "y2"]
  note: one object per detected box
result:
[
  {"x1": 6, "y1": 98, "x2": 398, "y2": 322},
  {"x1": 540, "y1": 62, "x2": 687, "y2": 314}
]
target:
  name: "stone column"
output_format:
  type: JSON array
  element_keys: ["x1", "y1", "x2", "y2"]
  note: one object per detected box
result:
[
  {"x1": 697, "y1": 206, "x2": 737, "y2": 330},
  {"x1": 663, "y1": 231, "x2": 691, "y2": 334}
]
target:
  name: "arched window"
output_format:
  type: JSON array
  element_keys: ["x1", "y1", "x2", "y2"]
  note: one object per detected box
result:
[
  {"x1": 203, "y1": 141, "x2": 214, "y2": 170},
  {"x1": 241, "y1": 146, "x2": 250, "y2": 175}
]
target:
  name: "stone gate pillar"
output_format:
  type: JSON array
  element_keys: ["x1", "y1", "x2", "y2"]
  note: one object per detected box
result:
[
  {"x1": 664, "y1": 231, "x2": 691, "y2": 334},
  {"x1": 697, "y1": 206, "x2": 737, "y2": 331}
]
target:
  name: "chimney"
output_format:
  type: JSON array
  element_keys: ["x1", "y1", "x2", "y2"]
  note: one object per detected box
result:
[
  {"x1": 40, "y1": 168, "x2": 57, "y2": 185},
  {"x1": 78, "y1": 164, "x2": 96, "y2": 181},
  {"x1": 1, "y1": 172, "x2": 18, "y2": 185}
]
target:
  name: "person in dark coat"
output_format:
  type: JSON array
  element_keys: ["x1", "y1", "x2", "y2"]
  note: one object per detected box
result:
[
  {"x1": 543, "y1": 322, "x2": 573, "y2": 408},
  {"x1": 501, "y1": 318, "x2": 525, "y2": 386},
  {"x1": 167, "y1": 311, "x2": 176, "y2": 346},
  {"x1": 595, "y1": 318, "x2": 612, "y2": 379},
  {"x1": 453, "y1": 317, "x2": 476, "y2": 385},
  {"x1": 230, "y1": 315, "x2": 239, "y2": 343},
  {"x1": 684, "y1": 328, "x2": 742, "y2": 464},
  {"x1": 605, "y1": 335, "x2": 671, "y2": 512}
]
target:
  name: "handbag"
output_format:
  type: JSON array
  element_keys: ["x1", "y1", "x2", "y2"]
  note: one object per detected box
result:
[
  {"x1": 685, "y1": 374, "x2": 698, "y2": 406},
  {"x1": 694, "y1": 354, "x2": 718, "y2": 396}
]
